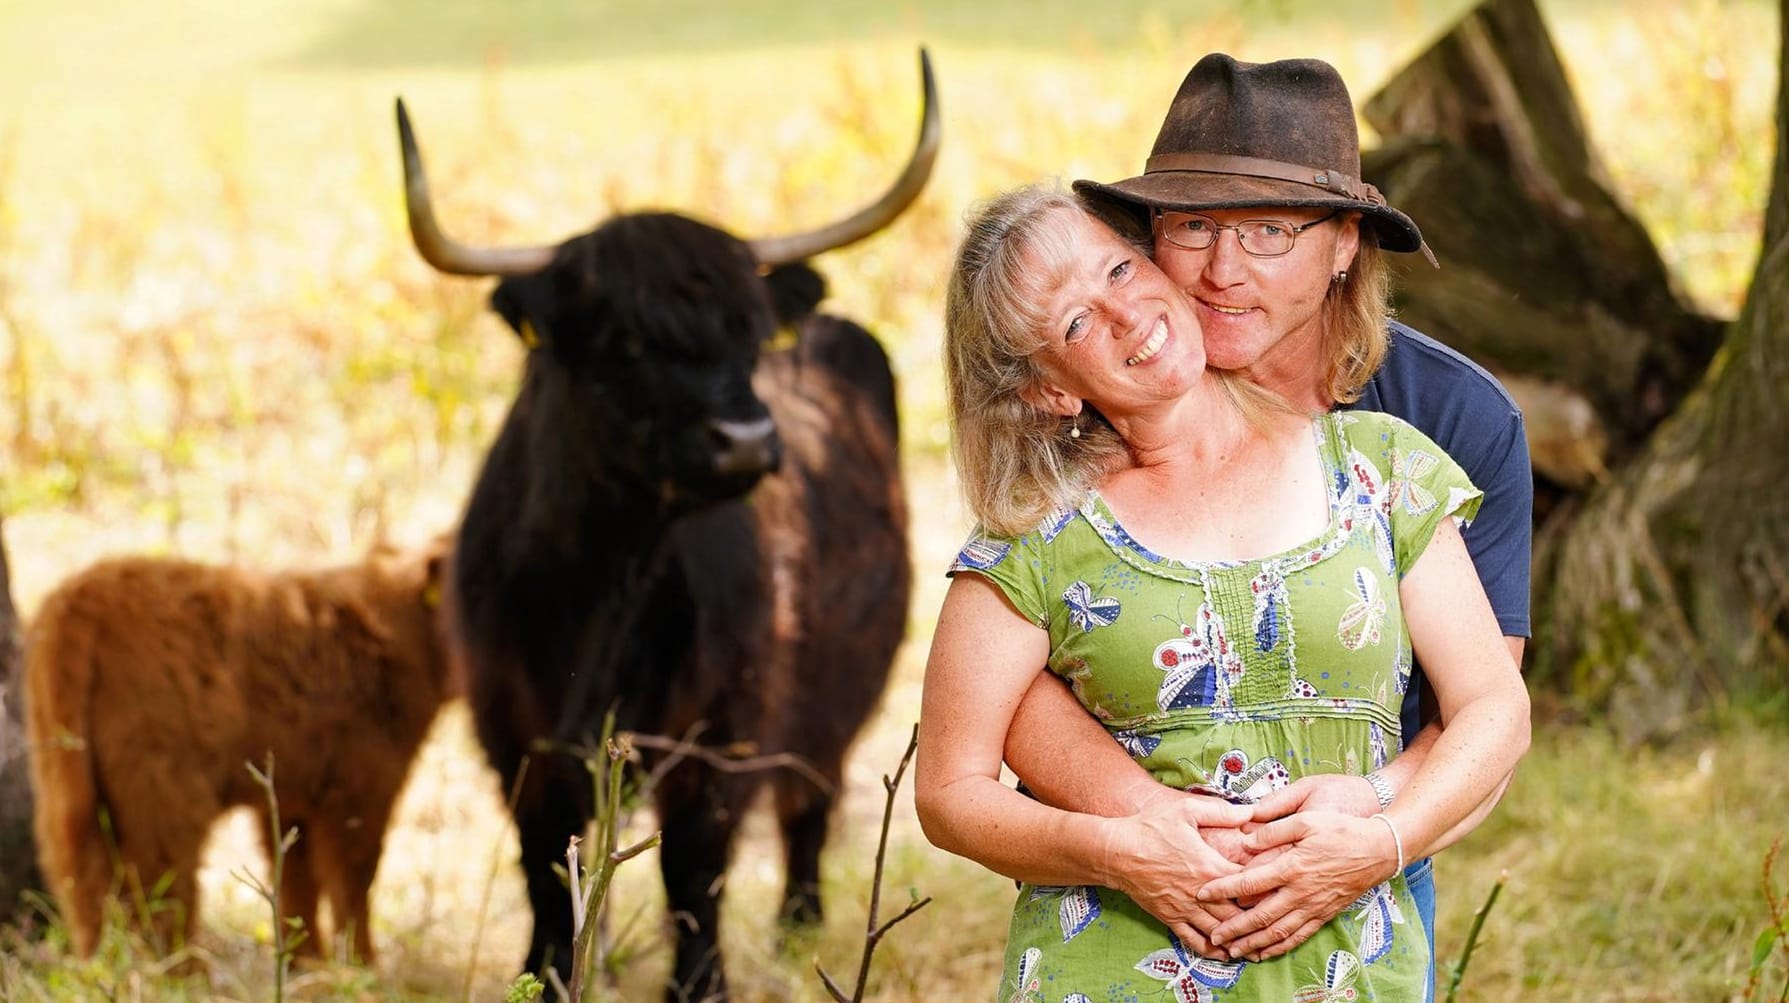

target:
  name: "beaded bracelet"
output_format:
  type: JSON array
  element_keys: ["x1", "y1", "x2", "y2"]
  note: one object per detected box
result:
[{"x1": 1370, "y1": 812, "x2": 1406, "y2": 875}]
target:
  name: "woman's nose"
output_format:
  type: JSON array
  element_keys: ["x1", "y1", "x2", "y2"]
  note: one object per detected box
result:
[{"x1": 1101, "y1": 298, "x2": 1140, "y2": 331}]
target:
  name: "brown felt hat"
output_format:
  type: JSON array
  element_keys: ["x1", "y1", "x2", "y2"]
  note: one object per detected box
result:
[{"x1": 1075, "y1": 53, "x2": 1435, "y2": 263}]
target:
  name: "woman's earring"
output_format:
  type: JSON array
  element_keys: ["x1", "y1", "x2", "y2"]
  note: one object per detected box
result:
[
  {"x1": 1332, "y1": 270, "x2": 1349, "y2": 284},
  {"x1": 1069, "y1": 419, "x2": 1082, "y2": 440}
]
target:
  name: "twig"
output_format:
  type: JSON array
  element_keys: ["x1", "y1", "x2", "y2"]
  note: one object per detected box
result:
[
  {"x1": 567, "y1": 716, "x2": 662, "y2": 1002},
  {"x1": 231, "y1": 755, "x2": 303, "y2": 1003},
  {"x1": 626, "y1": 731, "x2": 835, "y2": 796},
  {"x1": 1445, "y1": 870, "x2": 1505, "y2": 1003},
  {"x1": 816, "y1": 724, "x2": 930, "y2": 1003}
]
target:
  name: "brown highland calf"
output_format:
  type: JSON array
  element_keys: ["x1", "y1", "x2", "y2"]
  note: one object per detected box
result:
[{"x1": 25, "y1": 538, "x2": 451, "y2": 962}]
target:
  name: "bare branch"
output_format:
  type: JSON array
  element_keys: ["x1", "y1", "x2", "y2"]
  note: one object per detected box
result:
[
  {"x1": 815, "y1": 723, "x2": 927, "y2": 1003},
  {"x1": 627, "y1": 731, "x2": 835, "y2": 795},
  {"x1": 873, "y1": 896, "x2": 933, "y2": 940},
  {"x1": 815, "y1": 963, "x2": 851, "y2": 1003}
]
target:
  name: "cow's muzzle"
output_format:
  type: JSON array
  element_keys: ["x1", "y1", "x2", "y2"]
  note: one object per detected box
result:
[{"x1": 707, "y1": 416, "x2": 781, "y2": 479}]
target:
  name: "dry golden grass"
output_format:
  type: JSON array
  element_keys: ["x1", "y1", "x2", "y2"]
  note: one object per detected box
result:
[{"x1": 2, "y1": 2, "x2": 1785, "y2": 1000}]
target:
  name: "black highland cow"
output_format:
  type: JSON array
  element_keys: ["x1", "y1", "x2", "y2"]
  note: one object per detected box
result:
[{"x1": 397, "y1": 52, "x2": 933, "y2": 1002}]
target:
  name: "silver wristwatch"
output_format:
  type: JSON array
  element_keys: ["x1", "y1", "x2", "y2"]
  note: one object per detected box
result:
[{"x1": 1364, "y1": 771, "x2": 1395, "y2": 809}]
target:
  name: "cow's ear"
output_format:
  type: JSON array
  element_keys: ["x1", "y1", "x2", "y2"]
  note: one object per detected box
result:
[
  {"x1": 422, "y1": 540, "x2": 448, "y2": 609},
  {"x1": 762, "y1": 262, "x2": 826, "y2": 327},
  {"x1": 491, "y1": 273, "x2": 556, "y2": 350}
]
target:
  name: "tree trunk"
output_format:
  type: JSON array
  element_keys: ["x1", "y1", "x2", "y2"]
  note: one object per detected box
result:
[
  {"x1": 1361, "y1": 0, "x2": 1725, "y2": 467},
  {"x1": 0, "y1": 515, "x2": 42, "y2": 920},
  {"x1": 1353, "y1": 0, "x2": 1789, "y2": 735},
  {"x1": 1535, "y1": 0, "x2": 1789, "y2": 736}
]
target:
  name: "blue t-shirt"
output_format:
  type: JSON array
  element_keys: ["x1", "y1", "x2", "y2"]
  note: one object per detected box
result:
[{"x1": 1342, "y1": 320, "x2": 1533, "y2": 741}]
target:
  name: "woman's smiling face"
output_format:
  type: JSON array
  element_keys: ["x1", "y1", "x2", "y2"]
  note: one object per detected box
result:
[{"x1": 1020, "y1": 207, "x2": 1207, "y2": 421}]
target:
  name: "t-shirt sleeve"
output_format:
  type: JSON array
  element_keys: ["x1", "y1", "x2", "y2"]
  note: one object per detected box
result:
[
  {"x1": 1454, "y1": 409, "x2": 1533, "y2": 639},
  {"x1": 1380, "y1": 418, "x2": 1484, "y2": 577},
  {"x1": 946, "y1": 524, "x2": 1050, "y2": 628}
]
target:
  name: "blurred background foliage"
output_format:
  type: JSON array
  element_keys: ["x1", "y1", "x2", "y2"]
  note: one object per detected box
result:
[{"x1": 0, "y1": 1, "x2": 1784, "y2": 1000}]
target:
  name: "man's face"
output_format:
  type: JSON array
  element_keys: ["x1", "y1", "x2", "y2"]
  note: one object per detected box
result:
[{"x1": 1151, "y1": 207, "x2": 1360, "y2": 389}]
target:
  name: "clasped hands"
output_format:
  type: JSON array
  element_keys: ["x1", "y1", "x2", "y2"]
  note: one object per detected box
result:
[{"x1": 1103, "y1": 774, "x2": 1402, "y2": 963}]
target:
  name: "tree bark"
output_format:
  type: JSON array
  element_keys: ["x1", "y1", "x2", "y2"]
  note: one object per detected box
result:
[
  {"x1": 1361, "y1": 0, "x2": 1725, "y2": 464},
  {"x1": 1534, "y1": 0, "x2": 1789, "y2": 736},
  {"x1": 1353, "y1": 0, "x2": 1789, "y2": 735},
  {"x1": 0, "y1": 515, "x2": 42, "y2": 919}
]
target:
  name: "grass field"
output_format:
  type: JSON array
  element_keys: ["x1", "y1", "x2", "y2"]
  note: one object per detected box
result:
[{"x1": 2, "y1": 0, "x2": 1786, "y2": 1000}]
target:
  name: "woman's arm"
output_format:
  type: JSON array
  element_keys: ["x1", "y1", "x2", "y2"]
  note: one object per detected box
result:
[
  {"x1": 916, "y1": 573, "x2": 1252, "y2": 949},
  {"x1": 1195, "y1": 518, "x2": 1531, "y2": 959}
]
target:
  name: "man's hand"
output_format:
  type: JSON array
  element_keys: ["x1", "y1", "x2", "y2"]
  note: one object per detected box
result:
[
  {"x1": 1194, "y1": 809, "x2": 1400, "y2": 961},
  {"x1": 1099, "y1": 796, "x2": 1254, "y2": 957}
]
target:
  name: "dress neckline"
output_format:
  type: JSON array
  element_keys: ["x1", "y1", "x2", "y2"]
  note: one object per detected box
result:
[{"x1": 1079, "y1": 413, "x2": 1351, "y2": 580}]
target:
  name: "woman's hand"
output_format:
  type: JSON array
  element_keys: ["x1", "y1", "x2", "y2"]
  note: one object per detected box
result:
[{"x1": 1097, "y1": 795, "x2": 1254, "y2": 957}]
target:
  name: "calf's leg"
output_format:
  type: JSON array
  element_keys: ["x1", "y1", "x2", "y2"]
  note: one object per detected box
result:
[
  {"x1": 656, "y1": 765, "x2": 752, "y2": 1003},
  {"x1": 516, "y1": 760, "x2": 589, "y2": 987},
  {"x1": 773, "y1": 772, "x2": 835, "y2": 928}
]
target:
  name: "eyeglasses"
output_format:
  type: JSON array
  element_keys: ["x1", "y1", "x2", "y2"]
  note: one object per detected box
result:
[{"x1": 1155, "y1": 210, "x2": 1339, "y2": 257}]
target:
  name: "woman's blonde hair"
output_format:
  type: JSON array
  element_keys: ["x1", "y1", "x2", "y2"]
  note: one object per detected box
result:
[{"x1": 944, "y1": 183, "x2": 1285, "y2": 537}]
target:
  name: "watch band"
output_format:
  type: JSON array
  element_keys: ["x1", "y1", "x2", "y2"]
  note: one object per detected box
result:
[{"x1": 1365, "y1": 771, "x2": 1396, "y2": 809}]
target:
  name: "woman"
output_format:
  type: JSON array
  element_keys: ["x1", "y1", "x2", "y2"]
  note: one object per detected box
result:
[{"x1": 914, "y1": 183, "x2": 1530, "y2": 1000}]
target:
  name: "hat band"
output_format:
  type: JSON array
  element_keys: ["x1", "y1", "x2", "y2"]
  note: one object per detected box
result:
[{"x1": 1144, "y1": 152, "x2": 1386, "y2": 206}]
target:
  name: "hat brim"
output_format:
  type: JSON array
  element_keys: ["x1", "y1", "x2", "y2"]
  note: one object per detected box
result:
[{"x1": 1073, "y1": 171, "x2": 1425, "y2": 255}]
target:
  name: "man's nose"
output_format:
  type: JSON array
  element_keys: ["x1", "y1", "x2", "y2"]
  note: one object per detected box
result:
[{"x1": 1203, "y1": 228, "x2": 1250, "y2": 281}]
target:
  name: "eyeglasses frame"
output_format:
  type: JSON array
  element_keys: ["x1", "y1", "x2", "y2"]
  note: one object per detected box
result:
[{"x1": 1153, "y1": 209, "x2": 1341, "y2": 258}]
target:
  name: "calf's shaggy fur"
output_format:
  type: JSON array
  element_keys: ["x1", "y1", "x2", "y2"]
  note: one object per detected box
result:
[{"x1": 25, "y1": 540, "x2": 451, "y2": 962}]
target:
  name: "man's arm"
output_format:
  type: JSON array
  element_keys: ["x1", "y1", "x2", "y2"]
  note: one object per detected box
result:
[{"x1": 1003, "y1": 669, "x2": 1177, "y2": 816}]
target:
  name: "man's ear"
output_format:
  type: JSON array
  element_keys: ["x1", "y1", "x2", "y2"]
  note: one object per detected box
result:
[
  {"x1": 1018, "y1": 378, "x2": 1083, "y2": 418},
  {"x1": 490, "y1": 272, "x2": 555, "y2": 349},
  {"x1": 1332, "y1": 212, "x2": 1363, "y2": 275}
]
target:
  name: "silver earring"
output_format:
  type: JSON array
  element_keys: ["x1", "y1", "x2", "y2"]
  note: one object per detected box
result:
[{"x1": 1332, "y1": 270, "x2": 1348, "y2": 284}]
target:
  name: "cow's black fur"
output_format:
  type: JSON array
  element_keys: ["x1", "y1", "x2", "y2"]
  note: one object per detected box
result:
[{"x1": 445, "y1": 212, "x2": 910, "y2": 1001}]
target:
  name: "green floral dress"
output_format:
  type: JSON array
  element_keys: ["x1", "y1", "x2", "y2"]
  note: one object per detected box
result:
[{"x1": 951, "y1": 411, "x2": 1480, "y2": 1003}]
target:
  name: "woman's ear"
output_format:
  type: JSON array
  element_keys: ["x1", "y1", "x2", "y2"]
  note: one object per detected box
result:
[{"x1": 1018, "y1": 378, "x2": 1083, "y2": 418}]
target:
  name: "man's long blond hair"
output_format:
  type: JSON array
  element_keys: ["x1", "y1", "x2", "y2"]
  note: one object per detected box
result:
[{"x1": 1320, "y1": 233, "x2": 1391, "y2": 406}]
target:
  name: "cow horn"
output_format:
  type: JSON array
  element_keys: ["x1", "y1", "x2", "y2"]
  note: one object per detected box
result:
[
  {"x1": 396, "y1": 99, "x2": 558, "y2": 277},
  {"x1": 746, "y1": 47, "x2": 941, "y2": 266}
]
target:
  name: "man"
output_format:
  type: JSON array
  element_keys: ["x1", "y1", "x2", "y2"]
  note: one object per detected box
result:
[{"x1": 1002, "y1": 52, "x2": 1532, "y2": 993}]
